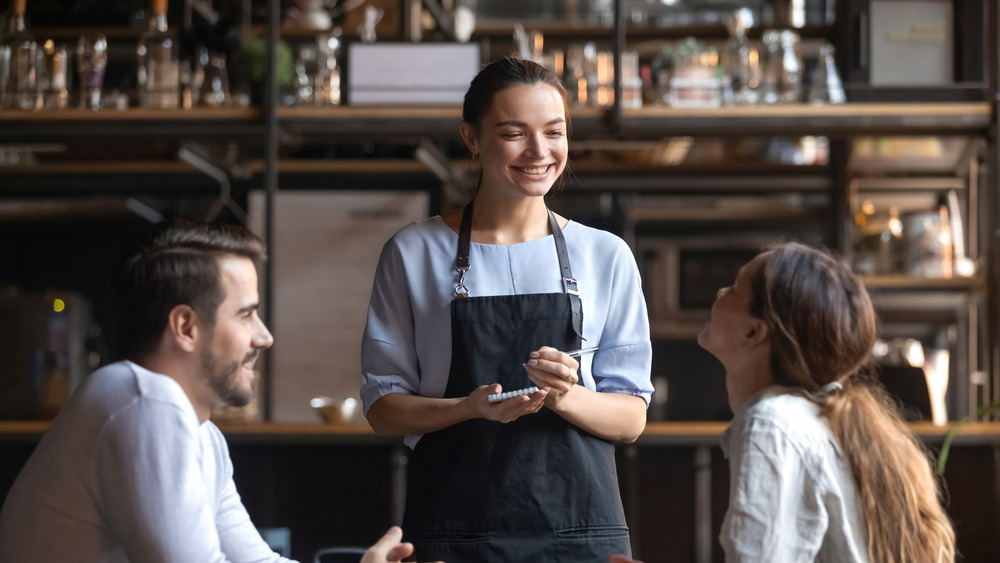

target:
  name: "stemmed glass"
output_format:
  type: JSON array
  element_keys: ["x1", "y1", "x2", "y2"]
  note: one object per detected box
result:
[{"x1": 75, "y1": 35, "x2": 107, "y2": 110}]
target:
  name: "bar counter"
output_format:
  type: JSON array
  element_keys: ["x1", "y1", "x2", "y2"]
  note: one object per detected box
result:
[{"x1": 4, "y1": 419, "x2": 1000, "y2": 445}]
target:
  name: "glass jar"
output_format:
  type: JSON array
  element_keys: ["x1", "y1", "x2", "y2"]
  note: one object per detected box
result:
[{"x1": 760, "y1": 30, "x2": 802, "y2": 104}]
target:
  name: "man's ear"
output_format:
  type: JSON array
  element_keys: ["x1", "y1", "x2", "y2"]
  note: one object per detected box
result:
[
  {"x1": 459, "y1": 122, "x2": 479, "y2": 157},
  {"x1": 743, "y1": 318, "x2": 769, "y2": 348},
  {"x1": 166, "y1": 304, "x2": 200, "y2": 353}
]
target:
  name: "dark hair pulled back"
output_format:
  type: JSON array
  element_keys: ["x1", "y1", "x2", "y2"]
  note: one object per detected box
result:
[{"x1": 462, "y1": 56, "x2": 570, "y2": 132}]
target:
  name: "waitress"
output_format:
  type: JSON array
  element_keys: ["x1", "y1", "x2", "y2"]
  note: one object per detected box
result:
[{"x1": 360, "y1": 57, "x2": 653, "y2": 562}]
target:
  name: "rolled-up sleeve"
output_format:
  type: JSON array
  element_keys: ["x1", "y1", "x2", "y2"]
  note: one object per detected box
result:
[
  {"x1": 361, "y1": 237, "x2": 420, "y2": 414},
  {"x1": 591, "y1": 237, "x2": 653, "y2": 405}
]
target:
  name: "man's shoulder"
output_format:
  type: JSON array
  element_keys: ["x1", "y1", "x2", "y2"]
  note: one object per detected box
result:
[
  {"x1": 71, "y1": 361, "x2": 196, "y2": 434},
  {"x1": 81, "y1": 361, "x2": 187, "y2": 408}
]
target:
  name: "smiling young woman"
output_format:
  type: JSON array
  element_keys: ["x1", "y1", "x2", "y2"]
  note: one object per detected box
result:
[{"x1": 360, "y1": 57, "x2": 654, "y2": 562}]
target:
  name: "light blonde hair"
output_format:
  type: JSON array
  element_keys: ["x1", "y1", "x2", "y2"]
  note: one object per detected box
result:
[{"x1": 749, "y1": 243, "x2": 955, "y2": 563}]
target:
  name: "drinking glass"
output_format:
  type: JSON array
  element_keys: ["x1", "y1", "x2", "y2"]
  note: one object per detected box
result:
[
  {"x1": 198, "y1": 52, "x2": 231, "y2": 107},
  {"x1": 760, "y1": 30, "x2": 802, "y2": 104},
  {"x1": 75, "y1": 35, "x2": 107, "y2": 110}
]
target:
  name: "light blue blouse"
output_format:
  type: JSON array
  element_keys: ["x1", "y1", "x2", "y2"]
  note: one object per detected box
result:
[{"x1": 361, "y1": 216, "x2": 654, "y2": 448}]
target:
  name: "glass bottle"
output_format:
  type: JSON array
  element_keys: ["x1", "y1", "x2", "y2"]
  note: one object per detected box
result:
[
  {"x1": 42, "y1": 40, "x2": 69, "y2": 109},
  {"x1": 294, "y1": 45, "x2": 315, "y2": 105},
  {"x1": 314, "y1": 31, "x2": 341, "y2": 105},
  {"x1": 807, "y1": 43, "x2": 846, "y2": 104},
  {"x1": 137, "y1": 0, "x2": 179, "y2": 109},
  {"x1": 1, "y1": 0, "x2": 41, "y2": 110},
  {"x1": 723, "y1": 8, "x2": 759, "y2": 106}
]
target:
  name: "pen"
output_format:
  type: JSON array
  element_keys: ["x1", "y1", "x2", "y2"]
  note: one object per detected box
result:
[{"x1": 565, "y1": 346, "x2": 599, "y2": 357}]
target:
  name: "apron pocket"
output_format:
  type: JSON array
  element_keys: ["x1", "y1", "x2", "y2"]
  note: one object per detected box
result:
[
  {"x1": 409, "y1": 530, "x2": 489, "y2": 544},
  {"x1": 410, "y1": 533, "x2": 491, "y2": 563},
  {"x1": 554, "y1": 524, "x2": 630, "y2": 540}
]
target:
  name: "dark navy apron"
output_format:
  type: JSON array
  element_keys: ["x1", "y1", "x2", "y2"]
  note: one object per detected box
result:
[{"x1": 401, "y1": 202, "x2": 630, "y2": 562}]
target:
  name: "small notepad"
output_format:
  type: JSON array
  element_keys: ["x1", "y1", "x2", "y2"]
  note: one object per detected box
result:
[{"x1": 488, "y1": 386, "x2": 540, "y2": 403}]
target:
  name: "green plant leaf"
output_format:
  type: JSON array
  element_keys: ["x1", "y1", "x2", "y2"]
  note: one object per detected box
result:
[{"x1": 936, "y1": 399, "x2": 1000, "y2": 475}]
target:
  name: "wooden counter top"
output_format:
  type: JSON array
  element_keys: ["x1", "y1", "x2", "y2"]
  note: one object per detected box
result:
[{"x1": 3, "y1": 419, "x2": 1000, "y2": 446}]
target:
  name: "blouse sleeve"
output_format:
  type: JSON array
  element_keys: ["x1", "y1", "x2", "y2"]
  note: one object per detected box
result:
[
  {"x1": 360, "y1": 236, "x2": 421, "y2": 414},
  {"x1": 720, "y1": 417, "x2": 828, "y2": 562},
  {"x1": 591, "y1": 236, "x2": 654, "y2": 404}
]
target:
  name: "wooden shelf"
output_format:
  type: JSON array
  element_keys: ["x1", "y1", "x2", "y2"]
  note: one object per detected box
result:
[
  {"x1": 0, "y1": 160, "x2": 200, "y2": 175},
  {"x1": 621, "y1": 102, "x2": 993, "y2": 137},
  {"x1": 471, "y1": 23, "x2": 833, "y2": 41},
  {"x1": 4, "y1": 419, "x2": 1000, "y2": 446},
  {"x1": 0, "y1": 103, "x2": 988, "y2": 142},
  {"x1": 27, "y1": 25, "x2": 150, "y2": 40},
  {"x1": 0, "y1": 107, "x2": 260, "y2": 121},
  {"x1": 626, "y1": 206, "x2": 818, "y2": 222},
  {"x1": 0, "y1": 108, "x2": 263, "y2": 142},
  {"x1": 0, "y1": 157, "x2": 827, "y2": 184},
  {"x1": 863, "y1": 275, "x2": 987, "y2": 291},
  {"x1": 278, "y1": 103, "x2": 992, "y2": 138},
  {"x1": 277, "y1": 105, "x2": 609, "y2": 138},
  {"x1": 650, "y1": 318, "x2": 707, "y2": 340}
]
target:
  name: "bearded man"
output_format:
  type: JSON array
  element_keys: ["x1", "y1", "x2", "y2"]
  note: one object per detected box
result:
[{"x1": 0, "y1": 219, "x2": 415, "y2": 563}]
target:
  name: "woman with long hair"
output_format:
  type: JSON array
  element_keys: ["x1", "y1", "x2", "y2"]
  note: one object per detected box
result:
[
  {"x1": 361, "y1": 57, "x2": 653, "y2": 562},
  {"x1": 614, "y1": 241, "x2": 955, "y2": 563},
  {"x1": 705, "y1": 242, "x2": 954, "y2": 562}
]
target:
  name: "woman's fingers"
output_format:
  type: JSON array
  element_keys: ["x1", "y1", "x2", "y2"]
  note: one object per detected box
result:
[
  {"x1": 495, "y1": 389, "x2": 547, "y2": 422},
  {"x1": 524, "y1": 358, "x2": 579, "y2": 390}
]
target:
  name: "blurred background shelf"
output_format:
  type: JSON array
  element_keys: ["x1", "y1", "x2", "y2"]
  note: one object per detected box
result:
[
  {"x1": 621, "y1": 102, "x2": 992, "y2": 137},
  {"x1": 0, "y1": 108, "x2": 263, "y2": 141}
]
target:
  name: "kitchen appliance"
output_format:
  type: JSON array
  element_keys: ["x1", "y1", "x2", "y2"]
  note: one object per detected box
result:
[
  {"x1": 0, "y1": 289, "x2": 92, "y2": 419},
  {"x1": 638, "y1": 236, "x2": 779, "y2": 322}
]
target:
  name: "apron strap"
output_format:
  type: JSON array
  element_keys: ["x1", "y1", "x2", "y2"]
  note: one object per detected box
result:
[
  {"x1": 455, "y1": 202, "x2": 584, "y2": 339},
  {"x1": 548, "y1": 209, "x2": 585, "y2": 341},
  {"x1": 454, "y1": 201, "x2": 474, "y2": 297}
]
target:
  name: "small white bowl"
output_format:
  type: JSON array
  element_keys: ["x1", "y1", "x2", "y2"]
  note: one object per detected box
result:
[{"x1": 310, "y1": 396, "x2": 360, "y2": 424}]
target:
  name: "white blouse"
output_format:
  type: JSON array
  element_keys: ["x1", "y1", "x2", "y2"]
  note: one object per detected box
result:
[{"x1": 720, "y1": 386, "x2": 869, "y2": 562}]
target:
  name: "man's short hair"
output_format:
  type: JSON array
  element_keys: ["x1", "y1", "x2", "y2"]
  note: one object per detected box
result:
[{"x1": 112, "y1": 219, "x2": 266, "y2": 359}]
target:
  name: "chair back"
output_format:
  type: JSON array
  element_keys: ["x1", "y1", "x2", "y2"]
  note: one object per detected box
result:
[{"x1": 313, "y1": 546, "x2": 367, "y2": 563}]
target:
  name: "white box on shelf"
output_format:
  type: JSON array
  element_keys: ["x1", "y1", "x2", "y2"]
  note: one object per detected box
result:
[
  {"x1": 870, "y1": 0, "x2": 953, "y2": 86},
  {"x1": 347, "y1": 43, "x2": 481, "y2": 105}
]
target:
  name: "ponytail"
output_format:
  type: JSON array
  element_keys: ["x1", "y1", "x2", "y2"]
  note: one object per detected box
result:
[{"x1": 823, "y1": 378, "x2": 955, "y2": 563}]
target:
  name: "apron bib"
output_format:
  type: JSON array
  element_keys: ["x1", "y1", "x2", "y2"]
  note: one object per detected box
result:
[{"x1": 402, "y1": 203, "x2": 630, "y2": 562}]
